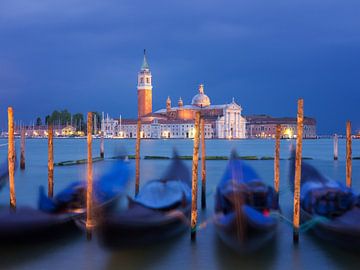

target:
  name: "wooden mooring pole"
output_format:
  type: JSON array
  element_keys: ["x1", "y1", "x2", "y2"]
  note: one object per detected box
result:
[
  {"x1": 8, "y1": 107, "x2": 16, "y2": 211},
  {"x1": 200, "y1": 117, "x2": 206, "y2": 210},
  {"x1": 20, "y1": 128, "x2": 26, "y2": 170},
  {"x1": 333, "y1": 134, "x2": 338, "y2": 161},
  {"x1": 100, "y1": 131, "x2": 104, "y2": 158},
  {"x1": 191, "y1": 111, "x2": 201, "y2": 241},
  {"x1": 48, "y1": 124, "x2": 54, "y2": 198},
  {"x1": 293, "y1": 99, "x2": 304, "y2": 244},
  {"x1": 86, "y1": 112, "x2": 94, "y2": 240},
  {"x1": 346, "y1": 121, "x2": 352, "y2": 188},
  {"x1": 274, "y1": 124, "x2": 281, "y2": 208},
  {"x1": 135, "y1": 119, "x2": 141, "y2": 196}
]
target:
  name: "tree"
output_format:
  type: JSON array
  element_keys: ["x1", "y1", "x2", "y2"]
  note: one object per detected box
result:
[
  {"x1": 73, "y1": 113, "x2": 84, "y2": 131},
  {"x1": 45, "y1": 115, "x2": 50, "y2": 125},
  {"x1": 60, "y1": 109, "x2": 71, "y2": 125},
  {"x1": 36, "y1": 117, "x2": 42, "y2": 126}
]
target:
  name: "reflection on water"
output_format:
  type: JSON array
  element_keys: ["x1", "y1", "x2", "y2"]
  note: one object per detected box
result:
[{"x1": 0, "y1": 138, "x2": 359, "y2": 270}]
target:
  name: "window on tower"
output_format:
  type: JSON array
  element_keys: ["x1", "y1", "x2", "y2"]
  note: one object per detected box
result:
[
  {"x1": 140, "y1": 78, "x2": 144, "y2": 84},
  {"x1": 146, "y1": 78, "x2": 150, "y2": 84}
]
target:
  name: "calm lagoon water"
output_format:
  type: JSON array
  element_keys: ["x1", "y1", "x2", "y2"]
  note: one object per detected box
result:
[{"x1": 0, "y1": 138, "x2": 359, "y2": 270}]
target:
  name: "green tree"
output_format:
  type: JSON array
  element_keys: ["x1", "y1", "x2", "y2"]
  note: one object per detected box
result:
[
  {"x1": 73, "y1": 113, "x2": 84, "y2": 131},
  {"x1": 36, "y1": 117, "x2": 42, "y2": 126},
  {"x1": 45, "y1": 115, "x2": 51, "y2": 125},
  {"x1": 60, "y1": 109, "x2": 71, "y2": 125}
]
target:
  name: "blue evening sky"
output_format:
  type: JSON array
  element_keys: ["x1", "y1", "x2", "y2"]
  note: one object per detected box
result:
[{"x1": 0, "y1": 0, "x2": 359, "y2": 134}]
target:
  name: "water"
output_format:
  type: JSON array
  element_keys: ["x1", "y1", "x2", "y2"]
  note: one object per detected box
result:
[{"x1": 0, "y1": 138, "x2": 359, "y2": 270}]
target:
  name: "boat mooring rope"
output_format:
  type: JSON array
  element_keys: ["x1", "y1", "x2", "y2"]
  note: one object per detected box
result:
[{"x1": 269, "y1": 211, "x2": 330, "y2": 232}]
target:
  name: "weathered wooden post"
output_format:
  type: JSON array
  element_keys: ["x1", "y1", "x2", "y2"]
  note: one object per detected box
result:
[
  {"x1": 48, "y1": 124, "x2": 54, "y2": 198},
  {"x1": 274, "y1": 124, "x2": 281, "y2": 207},
  {"x1": 100, "y1": 131, "x2": 104, "y2": 158},
  {"x1": 293, "y1": 99, "x2": 304, "y2": 244},
  {"x1": 86, "y1": 112, "x2": 94, "y2": 240},
  {"x1": 191, "y1": 111, "x2": 201, "y2": 241},
  {"x1": 8, "y1": 107, "x2": 16, "y2": 211},
  {"x1": 346, "y1": 121, "x2": 352, "y2": 188},
  {"x1": 135, "y1": 119, "x2": 141, "y2": 196},
  {"x1": 200, "y1": 117, "x2": 207, "y2": 210},
  {"x1": 333, "y1": 134, "x2": 338, "y2": 160},
  {"x1": 20, "y1": 128, "x2": 26, "y2": 170}
]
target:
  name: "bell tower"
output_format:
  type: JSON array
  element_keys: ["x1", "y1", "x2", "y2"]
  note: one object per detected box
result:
[{"x1": 137, "y1": 49, "x2": 153, "y2": 118}]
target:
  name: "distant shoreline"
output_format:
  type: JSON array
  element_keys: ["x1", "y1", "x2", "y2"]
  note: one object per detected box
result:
[{"x1": 0, "y1": 136, "x2": 357, "y2": 140}]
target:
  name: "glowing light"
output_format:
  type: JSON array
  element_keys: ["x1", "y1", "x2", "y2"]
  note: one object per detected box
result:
[
  {"x1": 284, "y1": 128, "x2": 293, "y2": 139},
  {"x1": 162, "y1": 130, "x2": 170, "y2": 138}
]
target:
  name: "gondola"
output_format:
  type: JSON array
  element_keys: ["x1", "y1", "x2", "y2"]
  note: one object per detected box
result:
[
  {"x1": 214, "y1": 151, "x2": 279, "y2": 252},
  {"x1": 99, "y1": 152, "x2": 191, "y2": 249},
  {"x1": 289, "y1": 151, "x2": 360, "y2": 249},
  {"x1": 0, "y1": 159, "x2": 130, "y2": 243}
]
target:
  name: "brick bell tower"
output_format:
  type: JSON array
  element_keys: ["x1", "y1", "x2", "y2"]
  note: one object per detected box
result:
[{"x1": 137, "y1": 49, "x2": 153, "y2": 118}]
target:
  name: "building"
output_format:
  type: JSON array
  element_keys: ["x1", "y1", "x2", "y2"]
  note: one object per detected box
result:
[
  {"x1": 6, "y1": 125, "x2": 82, "y2": 137},
  {"x1": 101, "y1": 51, "x2": 247, "y2": 139},
  {"x1": 245, "y1": 115, "x2": 317, "y2": 139},
  {"x1": 101, "y1": 51, "x2": 317, "y2": 139}
]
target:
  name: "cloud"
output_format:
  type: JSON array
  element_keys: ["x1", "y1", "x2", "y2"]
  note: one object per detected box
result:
[{"x1": 0, "y1": 0, "x2": 360, "y2": 133}]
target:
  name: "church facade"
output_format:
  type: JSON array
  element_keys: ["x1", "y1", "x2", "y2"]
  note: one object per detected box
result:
[{"x1": 101, "y1": 52, "x2": 247, "y2": 139}]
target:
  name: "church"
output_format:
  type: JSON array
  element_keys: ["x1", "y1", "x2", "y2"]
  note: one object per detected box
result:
[{"x1": 101, "y1": 51, "x2": 247, "y2": 139}]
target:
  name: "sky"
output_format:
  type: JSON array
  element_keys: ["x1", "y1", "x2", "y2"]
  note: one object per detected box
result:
[{"x1": 0, "y1": 0, "x2": 359, "y2": 134}]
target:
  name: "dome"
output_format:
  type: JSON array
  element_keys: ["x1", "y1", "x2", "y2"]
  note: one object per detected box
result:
[{"x1": 191, "y1": 84, "x2": 211, "y2": 107}]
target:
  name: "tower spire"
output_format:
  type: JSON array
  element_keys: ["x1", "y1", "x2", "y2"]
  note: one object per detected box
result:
[{"x1": 141, "y1": 49, "x2": 150, "y2": 70}]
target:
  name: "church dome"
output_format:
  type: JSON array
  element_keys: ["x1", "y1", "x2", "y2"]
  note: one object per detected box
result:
[{"x1": 191, "y1": 84, "x2": 211, "y2": 107}]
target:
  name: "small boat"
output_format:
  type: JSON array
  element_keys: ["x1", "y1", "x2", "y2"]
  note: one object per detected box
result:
[
  {"x1": 0, "y1": 159, "x2": 130, "y2": 243},
  {"x1": 99, "y1": 152, "x2": 191, "y2": 248},
  {"x1": 289, "y1": 151, "x2": 360, "y2": 249},
  {"x1": 214, "y1": 151, "x2": 279, "y2": 252}
]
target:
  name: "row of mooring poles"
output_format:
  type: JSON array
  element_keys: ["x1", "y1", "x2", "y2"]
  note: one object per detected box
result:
[
  {"x1": 292, "y1": 101, "x2": 354, "y2": 244},
  {"x1": 131, "y1": 111, "x2": 207, "y2": 241},
  {"x1": 5, "y1": 106, "x2": 354, "y2": 245},
  {"x1": 5, "y1": 109, "x2": 100, "y2": 241},
  {"x1": 333, "y1": 121, "x2": 352, "y2": 188}
]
